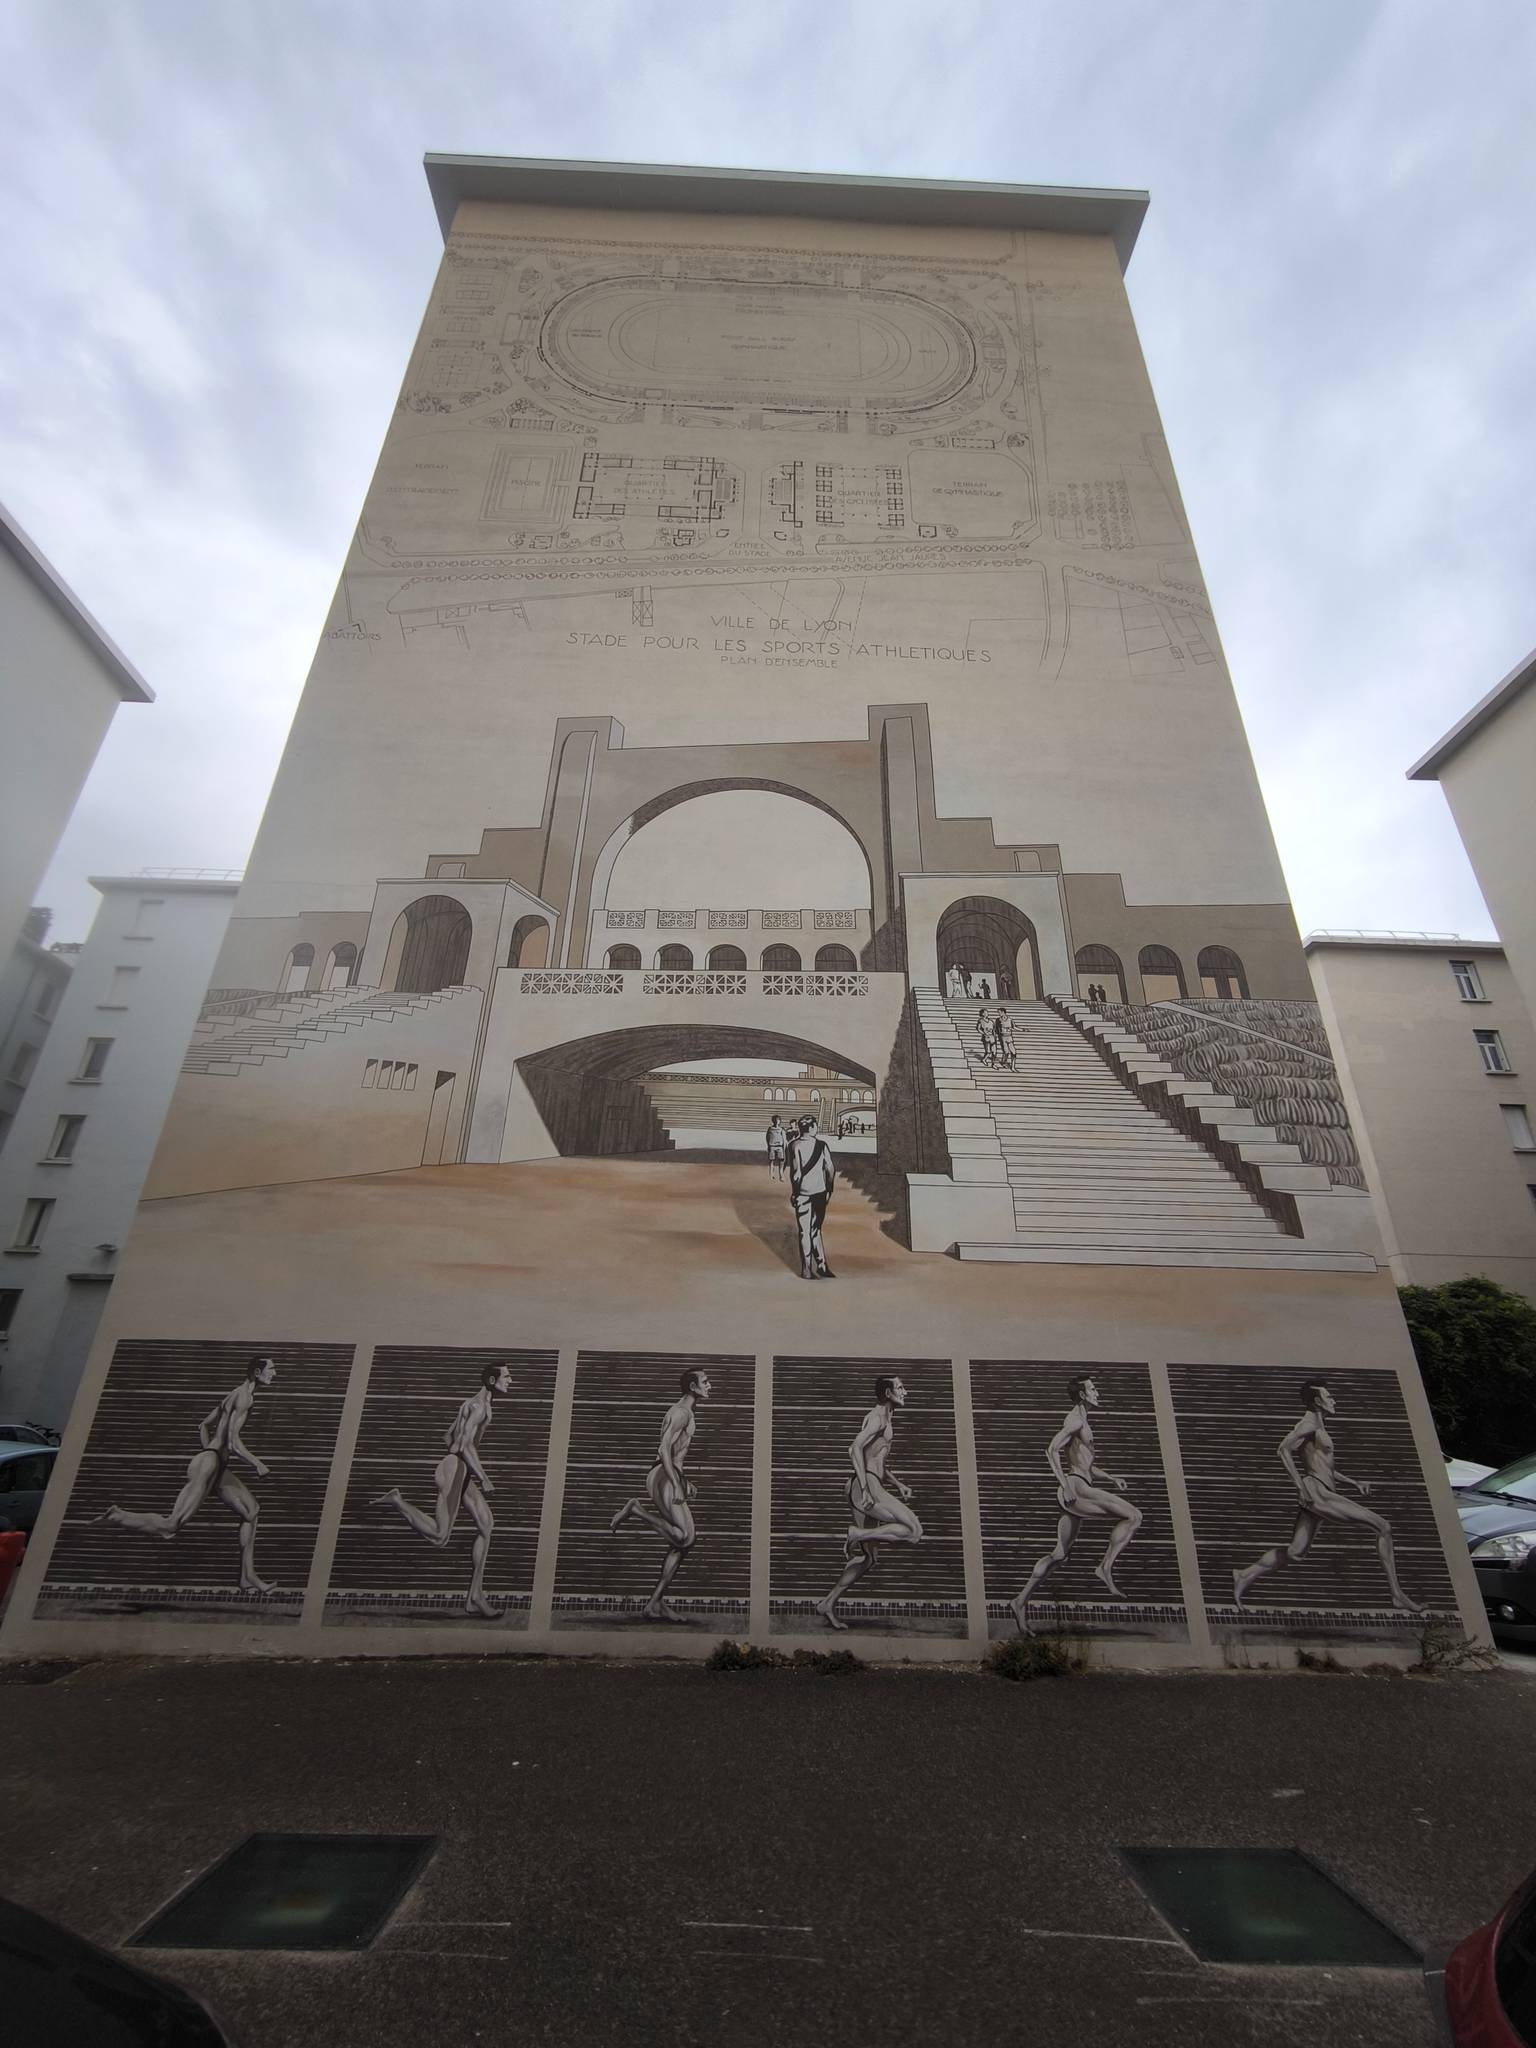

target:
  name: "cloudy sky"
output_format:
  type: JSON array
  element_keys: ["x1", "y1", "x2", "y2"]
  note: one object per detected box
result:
[{"x1": 3, "y1": 0, "x2": 1532, "y2": 943}]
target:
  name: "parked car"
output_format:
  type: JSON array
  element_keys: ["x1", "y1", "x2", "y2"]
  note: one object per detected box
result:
[
  {"x1": 0, "y1": 1893, "x2": 235, "y2": 2046},
  {"x1": 1447, "y1": 1455, "x2": 1496, "y2": 1489},
  {"x1": 1444, "y1": 1862, "x2": 1536, "y2": 2045},
  {"x1": 0, "y1": 1443, "x2": 57, "y2": 1535},
  {"x1": 1456, "y1": 1452, "x2": 1536, "y2": 1645},
  {"x1": 0, "y1": 1422, "x2": 54, "y2": 1445}
]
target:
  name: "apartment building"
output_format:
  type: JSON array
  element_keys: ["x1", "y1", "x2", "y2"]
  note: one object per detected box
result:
[
  {"x1": 1308, "y1": 934, "x2": 1536, "y2": 1297},
  {"x1": 0, "y1": 876, "x2": 236, "y2": 1427}
]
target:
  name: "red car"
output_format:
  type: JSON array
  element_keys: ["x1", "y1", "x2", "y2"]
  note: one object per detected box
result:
[{"x1": 1444, "y1": 1866, "x2": 1536, "y2": 2044}]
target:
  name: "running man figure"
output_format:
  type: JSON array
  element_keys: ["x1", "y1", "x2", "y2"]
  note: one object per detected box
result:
[
  {"x1": 1232, "y1": 1381, "x2": 1424, "y2": 1613},
  {"x1": 373, "y1": 1361, "x2": 513, "y2": 1618},
  {"x1": 609, "y1": 1368, "x2": 713, "y2": 1621},
  {"x1": 103, "y1": 1355, "x2": 280, "y2": 1592},
  {"x1": 815, "y1": 1375, "x2": 923, "y2": 1630},
  {"x1": 1010, "y1": 1375, "x2": 1143, "y2": 1631}
]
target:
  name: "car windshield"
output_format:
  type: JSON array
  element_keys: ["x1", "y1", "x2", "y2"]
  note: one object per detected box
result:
[{"x1": 1471, "y1": 1451, "x2": 1536, "y2": 1506}]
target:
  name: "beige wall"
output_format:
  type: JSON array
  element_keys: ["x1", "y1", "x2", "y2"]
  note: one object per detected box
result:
[
  {"x1": 5, "y1": 176, "x2": 1483, "y2": 1668},
  {"x1": 1435, "y1": 682, "x2": 1536, "y2": 1024},
  {"x1": 1309, "y1": 942, "x2": 1536, "y2": 1296},
  {"x1": 233, "y1": 201, "x2": 1291, "y2": 930},
  {"x1": 0, "y1": 547, "x2": 127, "y2": 959}
]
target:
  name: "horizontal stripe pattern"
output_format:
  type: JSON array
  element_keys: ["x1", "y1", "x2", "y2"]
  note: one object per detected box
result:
[
  {"x1": 555, "y1": 1351, "x2": 753, "y2": 1614},
  {"x1": 43, "y1": 1339, "x2": 352, "y2": 1606},
  {"x1": 327, "y1": 1346, "x2": 557, "y2": 1613}
]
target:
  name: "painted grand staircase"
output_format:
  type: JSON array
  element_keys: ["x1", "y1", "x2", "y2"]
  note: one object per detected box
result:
[
  {"x1": 181, "y1": 983, "x2": 480, "y2": 1075},
  {"x1": 915, "y1": 994, "x2": 1370, "y2": 1270}
]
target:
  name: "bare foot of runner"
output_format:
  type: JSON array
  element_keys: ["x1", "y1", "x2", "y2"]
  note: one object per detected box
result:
[{"x1": 815, "y1": 1597, "x2": 848, "y2": 1631}]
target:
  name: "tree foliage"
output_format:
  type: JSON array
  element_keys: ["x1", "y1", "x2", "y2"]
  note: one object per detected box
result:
[{"x1": 1398, "y1": 1275, "x2": 1536, "y2": 1468}]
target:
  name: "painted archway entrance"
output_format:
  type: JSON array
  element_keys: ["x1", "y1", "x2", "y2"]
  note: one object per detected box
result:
[
  {"x1": 385, "y1": 895, "x2": 472, "y2": 994},
  {"x1": 935, "y1": 895, "x2": 1042, "y2": 998},
  {"x1": 517, "y1": 1023, "x2": 876, "y2": 1159}
]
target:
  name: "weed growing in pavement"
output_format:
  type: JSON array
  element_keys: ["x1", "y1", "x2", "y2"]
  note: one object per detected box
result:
[
  {"x1": 706, "y1": 1639, "x2": 863, "y2": 1674},
  {"x1": 1295, "y1": 1647, "x2": 1348, "y2": 1673},
  {"x1": 1410, "y1": 1625, "x2": 1500, "y2": 1677},
  {"x1": 984, "y1": 1634, "x2": 1083, "y2": 1682}
]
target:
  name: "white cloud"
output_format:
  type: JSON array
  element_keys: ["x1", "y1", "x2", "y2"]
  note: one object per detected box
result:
[{"x1": 1, "y1": 0, "x2": 1531, "y2": 943}]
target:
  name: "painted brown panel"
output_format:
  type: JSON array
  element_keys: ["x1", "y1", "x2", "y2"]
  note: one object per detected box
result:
[
  {"x1": 1170, "y1": 1362, "x2": 1459, "y2": 1634},
  {"x1": 39, "y1": 1339, "x2": 352, "y2": 1624},
  {"x1": 770, "y1": 1354, "x2": 965, "y2": 1637},
  {"x1": 553, "y1": 1350, "x2": 753, "y2": 1632},
  {"x1": 325, "y1": 1345, "x2": 557, "y2": 1627},
  {"x1": 971, "y1": 1358, "x2": 1185, "y2": 1641}
]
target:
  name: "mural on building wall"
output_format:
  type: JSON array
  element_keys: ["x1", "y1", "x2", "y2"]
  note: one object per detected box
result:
[
  {"x1": 770, "y1": 1356, "x2": 965, "y2": 1637},
  {"x1": 326, "y1": 1346, "x2": 557, "y2": 1627},
  {"x1": 5, "y1": 190, "x2": 1484, "y2": 1665},
  {"x1": 972, "y1": 1360, "x2": 1185, "y2": 1641},
  {"x1": 36, "y1": 1340, "x2": 352, "y2": 1623},
  {"x1": 553, "y1": 1351, "x2": 752, "y2": 1630},
  {"x1": 1170, "y1": 1363, "x2": 1460, "y2": 1636}
]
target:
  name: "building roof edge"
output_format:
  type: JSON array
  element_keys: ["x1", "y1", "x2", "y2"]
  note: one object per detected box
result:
[
  {"x1": 423, "y1": 154, "x2": 1149, "y2": 270},
  {"x1": 1304, "y1": 932, "x2": 1504, "y2": 955},
  {"x1": 88, "y1": 875, "x2": 241, "y2": 896},
  {"x1": 1406, "y1": 646, "x2": 1536, "y2": 780},
  {"x1": 0, "y1": 499, "x2": 154, "y2": 704}
]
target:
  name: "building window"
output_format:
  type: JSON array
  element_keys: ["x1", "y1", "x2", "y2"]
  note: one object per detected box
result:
[
  {"x1": 1475, "y1": 1029, "x2": 1513, "y2": 1075},
  {"x1": 437, "y1": 861, "x2": 467, "y2": 880},
  {"x1": 33, "y1": 976, "x2": 62, "y2": 1021},
  {"x1": 1451, "y1": 958, "x2": 1486, "y2": 1002},
  {"x1": 78, "y1": 1038, "x2": 114, "y2": 1081},
  {"x1": 11, "y1": 1198, "x2": 55, "y2": 1250},
  {"x1": 128, "y1": 897, "x2": 165, "y2": 938},
  {"x1": 362, "y1": 1059, "x2": 378, "y2": 1088},
  {"x1": 45, "y1": 1114, "x2": 86, "y2": 1161},
  {"x1": 1501, "y1": 1104, "x2": 1536, "y2": 1151},
  {"x1": 605, "y1": 944, "x2": 642, "y2": 970},
  {"x1": 8, "y1": 1042, "x2": 40, "y2": 1086},
  {"x1": 0, "y1": 1288, "x2": 20, "y2": 1336},
  {"x1": 103, "y1": 965, "x2": 141, "y2": 1006}
]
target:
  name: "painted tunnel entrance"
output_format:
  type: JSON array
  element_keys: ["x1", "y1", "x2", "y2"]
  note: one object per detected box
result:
[
  {"x1": 935, "y1": 895, "x2": 1042, "y2": 999},
  {"x1": 517, "y1": 1025, "x2": 877, "y2": 1160}
]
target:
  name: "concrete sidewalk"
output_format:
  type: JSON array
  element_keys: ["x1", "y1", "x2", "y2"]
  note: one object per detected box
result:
[{"x1": 2, "y1": 1653, "x2": 1532, "y2": 2047}]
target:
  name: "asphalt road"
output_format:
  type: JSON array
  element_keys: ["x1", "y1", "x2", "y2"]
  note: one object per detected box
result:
[{"x1": 3, "y1": 1652, "x2": 1533, "y2": 2047}]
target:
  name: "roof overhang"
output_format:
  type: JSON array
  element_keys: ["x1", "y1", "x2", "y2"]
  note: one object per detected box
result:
[
  {"x1": 88, "y1": 875, "x2": 240, "y2": 897},
  {"x1": 424, "y1": 154, "x2": 1149, "y2": 272},
  {"x1": 0, "y1": 499, "x2": 153, "y2": 703},
  {"x1": 1407, "y1": 646, "x2": 1536, "y2": 781},
  {"x1": 1304, "y1": 933, "x2": 1502, "y2": 955}
]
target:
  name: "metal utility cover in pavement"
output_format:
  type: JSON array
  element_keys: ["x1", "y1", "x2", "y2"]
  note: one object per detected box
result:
[
  {"x1": 1121, "y1": 1848, "x2": 1419, "y2": 1967},
  {"x1": 129, "y1": 1833, "x2": 437, "y2": 1951}
]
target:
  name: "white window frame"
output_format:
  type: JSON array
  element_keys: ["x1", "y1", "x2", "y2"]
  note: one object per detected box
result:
[
  {"x1": 1475, "y1": 1029, "x2": 1513, "y2": 1075},
  {"x1": 77, "y1": 1037, "x2": 114, "y2": 1081},
  {"x1": 44, "y1": 1114, "x2": 86, "y2": 1162},
  {"x1": 1500, "y1": 1103, "x2": 1536, "y2": 1152},
  {"x1": 11, "y1": 1197, "x2": 55, "y2": 1250},
  {"x1": 1450, "y1": 957, "x2": 1486, "y2": 1002}
]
